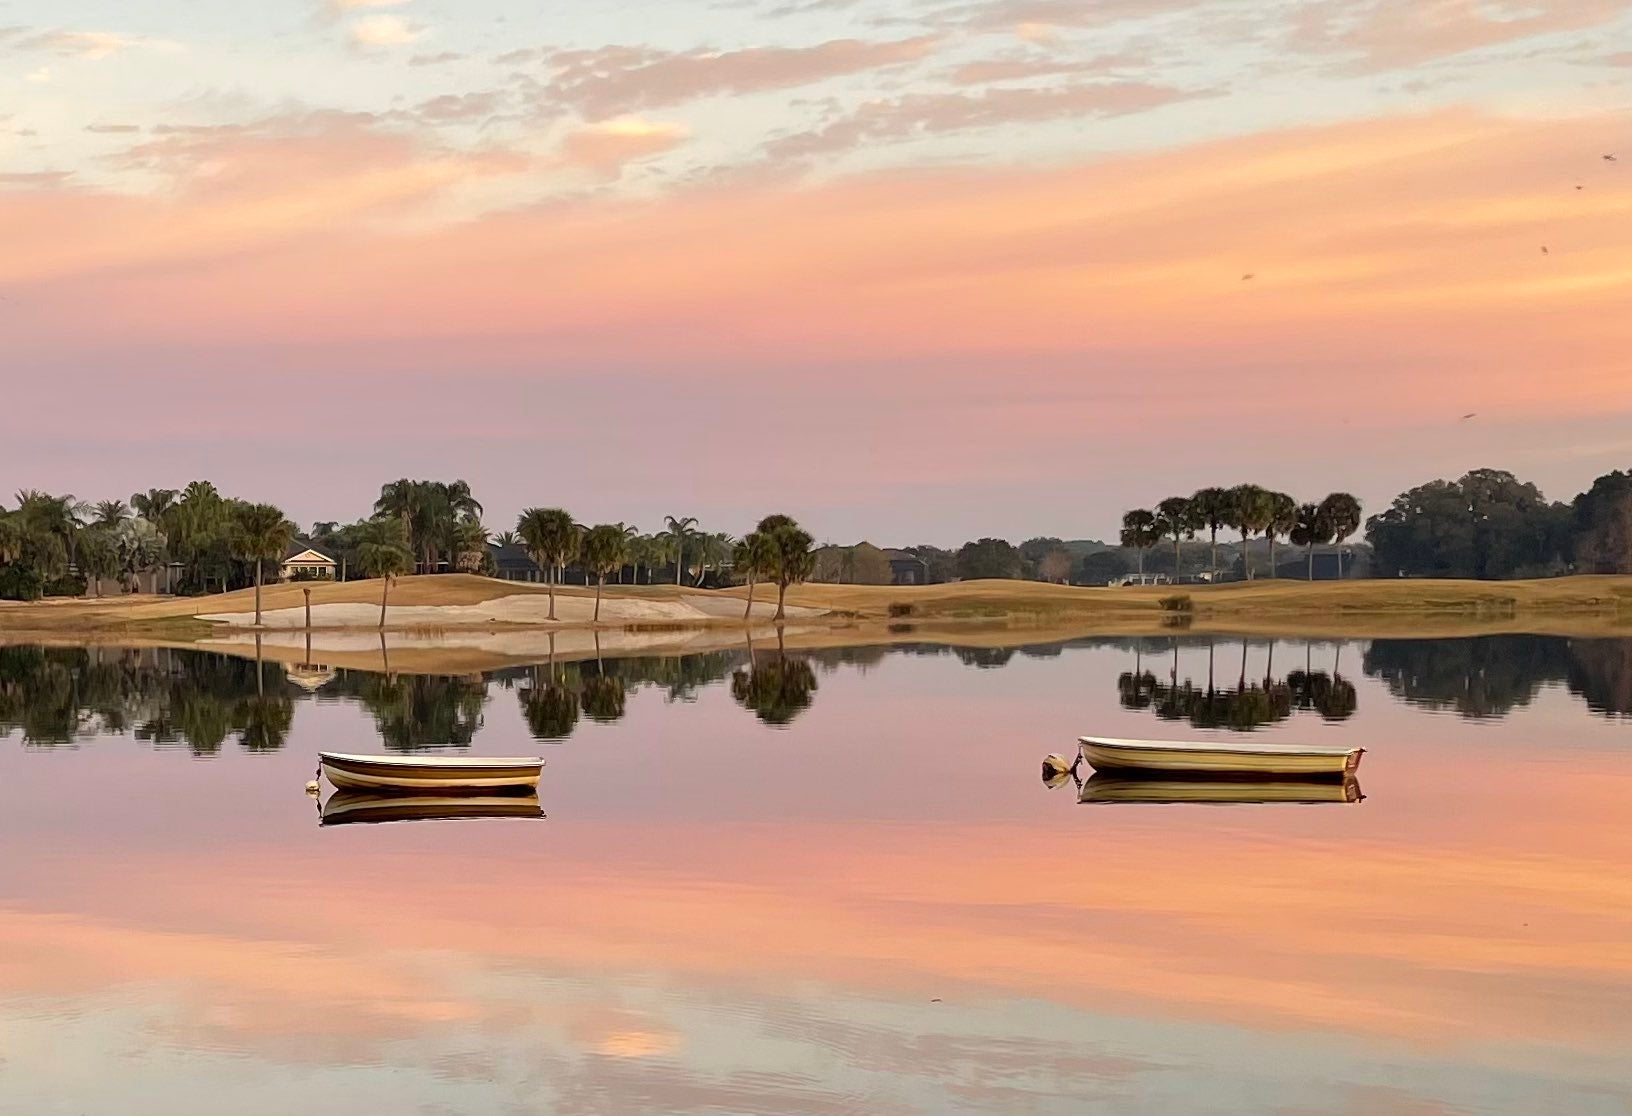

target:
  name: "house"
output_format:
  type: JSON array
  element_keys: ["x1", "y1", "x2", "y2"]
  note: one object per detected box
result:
[
  {"x1": 883, "y1": 548, "x2": 929, "y2": 586},
  {"x1": 281, "y1": 540, "x2": 337, "y2": 581},
  {"x1": 489, "y1": 542, "x2": 543, "y2": 582}
]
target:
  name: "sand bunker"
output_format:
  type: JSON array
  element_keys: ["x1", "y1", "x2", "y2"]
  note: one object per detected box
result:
[{"x1": 197, "y1": 591, "x2": 824, "y2": 630}]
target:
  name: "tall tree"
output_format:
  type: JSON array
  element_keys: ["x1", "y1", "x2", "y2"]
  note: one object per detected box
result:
[
  {"x1": 230, "y1": 503, "x2": 296, "y2": 626},
  {"x1": 1289, "y1": 502, "x2": 1333, "y2": 580},
  {"x1": 1119, "y1": 509, "x2": 1160, "y2": 577},
  {"x1": 758, "y1": 515, "x2": 815, "y2": 621},
  {"x1": 664, "y1": 515, "x2": 698, "y2": 585},
  {"x1": 733, "y1": 531, "x2": 776, "y2": 621},
  {"x1": 1226, "y1": 484, "x2": 1275, "y2": 580},
  {"x1": 1189, "y1": 487, "x2": 1232, "y2": 580},
  {"x1": 1265, "y1": 491, "x2": 1298, "y2": 578},
  {"x1": 1317, "y1": 492, "x2": 1363, "y2": 578},
  {"x1": 1155, "y1": 496, "x2": 1198, "y2": 580},
  {"x1": 516, "y1": 507, "x2": 578, "y2": 621},
  {"x1": 580, "y1": 524, "x2": 629, "y2": 622},
  {"x1": 354, "y1": 518, "x2": 414, "y2": 629}
]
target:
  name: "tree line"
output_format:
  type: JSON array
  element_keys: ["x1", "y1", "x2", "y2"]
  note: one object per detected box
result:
[{"x1": 1119, "y1": 486, "x2": 1363, "y2": 581}]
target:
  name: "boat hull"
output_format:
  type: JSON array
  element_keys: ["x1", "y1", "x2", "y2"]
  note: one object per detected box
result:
[
  {"x1": 319, "y1": 752, "x2": 543, "y2": 791},
  {"x1": 1078, "y1": 736, "x2": 1362, "y2": 778}
]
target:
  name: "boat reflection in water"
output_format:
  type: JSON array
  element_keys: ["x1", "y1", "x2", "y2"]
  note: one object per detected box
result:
[
  {"x1": 1078, "y1": 773, "x2": 1364, "y2": 806},
  {"x1": 319, "y1": 788, "x2": 545, "y2": 826}
]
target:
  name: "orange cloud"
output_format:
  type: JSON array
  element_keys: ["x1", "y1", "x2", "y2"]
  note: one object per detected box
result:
[{"x1": 2, "y1": 108, "x2": 1629, "y2": 437}]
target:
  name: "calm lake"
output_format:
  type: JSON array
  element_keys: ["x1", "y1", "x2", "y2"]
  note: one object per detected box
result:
[{"x1": 2, "y1": 635, "x2": 1630, "y2": 1115}]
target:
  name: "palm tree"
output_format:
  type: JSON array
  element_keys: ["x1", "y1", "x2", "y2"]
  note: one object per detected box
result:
[
  {"x1": 1189, "y1": 487, "x2": 1231, "y2": 580},
  {"x1": 493, "y1": 530, "x2": 521, "y2": 548},
  {"x1": 1226, "y1": 484, "x2": 1275, "y2": 580},
  {"x1": 1317, "y1": 493, "x2": 1363, "y2": 578},
  {"x1": 1265, "y1": 491, "x2": 1298, "y2": 578},
  {"x1": 355, "y1": 518, "x2": 413, "y2": 628},
  {"x1": 93, "y1": 500, "x2": 131, "y2": 528},
  {"x1": 130, "y1": 488, "x2": 179, "y2": 524},
  {"x1": 758, "y1": 515, "x2": 815, "y2": 621},
  {"x1": 230, "y1": 503, "x2": 296, "y2": 626},
  {"x1": 516, "y1": 507, "x2": 577, "y2": 620},
  {"x1": 734, "y1": 531, "x2": 776, "y2": 621},
  {"x1": 449, "y1": 516, "x2": 490, "y2": 573},
  {"x1": 1119, "y1": 509, "x2": 1160, "y2": 577},
  {"x1": 663, "y1": 515, "x2": 698, "y2": 585},
  {"x1": 1154, "y1": 496, "x2": 1197, "y2": 581},
  {"x1": 1289, "y1": 502, "x2": 1334, "y2": 581},
  {"x1": 77, "y1": 528, "x2": 118, "y2": 597},
  {"x1": 580, "y1": 524, "x2": 630, "y2": 622}
]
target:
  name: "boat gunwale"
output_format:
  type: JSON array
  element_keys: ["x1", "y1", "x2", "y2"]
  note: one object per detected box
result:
[
  {"x1": 1078, "y1": 736, "x2": 1363, "y2": 760},
  {"x1": 319, "y1": 751, "x2": 543, "y2": 769}
]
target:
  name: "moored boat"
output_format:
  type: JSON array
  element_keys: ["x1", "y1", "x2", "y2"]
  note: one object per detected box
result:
[
  {"x1": 1077, "y1": 736, "x2": 1362, "y2": 778},
  {"x1": 321, "y1": 789, "x2": 544, "y2": 826},
  {"x1": 1079, "y1": 773, "x2": 1363, "y2": 805},
  {"x1": 318, "y1": 751, "x2": 544, "y2": 791}
]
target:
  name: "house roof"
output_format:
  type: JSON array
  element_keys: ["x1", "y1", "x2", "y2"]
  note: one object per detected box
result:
[
  {"x1": 488, "y1": 542, "x2": 541, "y2": 571},
  {"x1": 882, "y1": 548, "x2": 926, "y2": 562},
  {"x1": 284, "y1": 539, "x2": 335, "y2": 563}
]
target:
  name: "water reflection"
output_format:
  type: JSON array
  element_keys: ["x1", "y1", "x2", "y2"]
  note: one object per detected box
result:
[
  {"x1": 1365, "y1": 635, "x2": 1632, "y2": 719},
  {"x1": 320, "y1": 789, "x2": 544, "y2": 826},
  {"x1": 3, "y1": 637, "x2": 1629, "y2": 759},
  {"x1": 1117, "y1": 639, "x2": 1357, "y2": 731},
  {"x1": 1080, "y1": 773, "x2": 1364, "y2": 805}
]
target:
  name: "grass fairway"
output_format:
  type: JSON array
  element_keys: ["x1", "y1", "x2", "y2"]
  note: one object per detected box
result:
[{"x1": 1, "y1": 573, "x2": 1631, "y2": 640}]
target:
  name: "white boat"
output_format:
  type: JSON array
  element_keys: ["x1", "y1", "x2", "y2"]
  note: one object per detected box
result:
[
  {"x1": 1078, "y1": 736, "x2": 1363, "y2": 778},
  {"x1": 321, "y1": 789, "x2": 544, "y2": 826},
  {"x1": 318, "y1": 751, "x2": 543, "y2": 791},
  {"x1": 1079, "y1": 774, "x2": 1363, "y2": 805}
]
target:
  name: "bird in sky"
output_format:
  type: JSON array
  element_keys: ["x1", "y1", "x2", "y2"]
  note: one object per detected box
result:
[
  {"x1": 1241, "y1": 273, "x2": 1254, "y2": 281},
  {"x1": 1541, "y1": 246, "x2": 1549, "y2": 254},
  {"x1": 1461, "y1": 412, "x2": 1478, "y2": 421},
  {"x1": 1606, "y1": 154, "x2": 1619, "y2": 162},
  {"x1": 1576, "y1": 184, "x2": 1585, "y2": 190}
]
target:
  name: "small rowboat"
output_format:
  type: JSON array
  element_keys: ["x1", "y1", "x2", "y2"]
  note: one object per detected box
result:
[
  {"x1": 321, "y1": 789, "x2": 544, "y2": 826},
  {"x1": 319, "y1": 752, "x2": 543, "y2": 791},
  {"x1": 1080, "y1": 774, "x2": 1363, "y2": 805},
  {"x1": 1078, "y1": 736, "x2": 1363, "y2": 778}
]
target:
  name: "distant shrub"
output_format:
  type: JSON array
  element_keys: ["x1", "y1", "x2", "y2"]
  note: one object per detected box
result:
[
  {"x1": 887, "y1": 621, "x2": 916, "y2": 634},
  {"x1": 1158, "y1": 594, "x2": 1194, "y2": 613},
  {"x1": 43, "y1": 574, "x2": 87, "y2": 598},
  {"x1": 887, "y1": 602, "x2": 915, "y2": 618},
  {"x1": 0, "y1": 566, "x2": 46, "y2": 601}
]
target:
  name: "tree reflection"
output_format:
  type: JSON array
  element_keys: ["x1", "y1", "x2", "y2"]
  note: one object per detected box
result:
[
  {"x1": 1365, "y1": 635, "x2": 1632, "y2": 720},
  {"x1": 731, "y1": 632, "x2": 818, "y2": 726},
  {"x1": 1117, "y1": 639, "x2": 1355, "y2": 732}
]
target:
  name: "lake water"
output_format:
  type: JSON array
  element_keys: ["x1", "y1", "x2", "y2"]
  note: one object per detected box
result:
[{"x1": 1, "y1": 635, "x2": 1630, "y2": 1115}]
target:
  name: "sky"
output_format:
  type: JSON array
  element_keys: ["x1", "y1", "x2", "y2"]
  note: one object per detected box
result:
[{"x1": 2, "y1": 0, "x2": 1631, "y2": 545}]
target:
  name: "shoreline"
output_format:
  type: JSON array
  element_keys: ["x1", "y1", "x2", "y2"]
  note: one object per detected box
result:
[{"x1": 2, "y1": 574, "x2": 1630, "y2": 675}]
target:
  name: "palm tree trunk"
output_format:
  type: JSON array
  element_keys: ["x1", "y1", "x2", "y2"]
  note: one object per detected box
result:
[
  {"x1": 1336, "y1": 543, "x2": 1345, "y2": 580},
  {"x1": 547, "y1": 564, "x2": 557, "y2": 622},
  {"x1": 1241, "y1": 531, "x2": 1253, "y2": 580},
  {"x1": 1209, "y1": 529, "x2": 1219, "y2": 579},
  {"x1": 1173, "y1": 538, "x2": 1181, "y2": 581},
  {"x1": 775, "y1": 579, "x2": 787, "y2": 622},
  {"x1": 743, "y1": 573, "x2": 754, "y2": 621},
  {"x1": 1307, "y1": 544, "x2": 1315, "y2": 580},
  {"x1": 594, "y1": 575, "x2": 603, "y2": 622},
  {"x1": 1136, "y1": 548, "x2": 1145, "y2": 577},
  {"x1": 254, "y1": 559, "x2": 263, "y2": 626},
  {"x1": 1269, "y1": 537, "x2": 1278, "y2": 578},
  {"x1": 378, "y1": 575, "x2": 389, "y2": 629},
  {"x1": 674, "y1": 542, "x2": 683, "y2": 585}
]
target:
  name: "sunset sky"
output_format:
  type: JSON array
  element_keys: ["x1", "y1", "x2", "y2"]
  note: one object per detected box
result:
[{"x1": 3, "y1": 0, "x2": 1631, "y2": 542}]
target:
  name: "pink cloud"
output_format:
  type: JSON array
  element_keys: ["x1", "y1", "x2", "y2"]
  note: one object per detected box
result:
[{"x1": 540, "y1": 36, "x2": 942, "y2": 119}]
